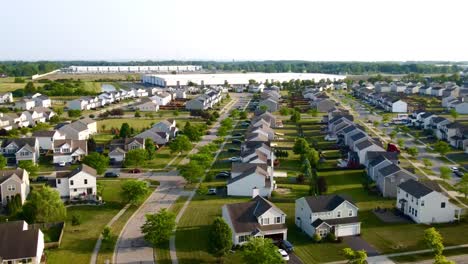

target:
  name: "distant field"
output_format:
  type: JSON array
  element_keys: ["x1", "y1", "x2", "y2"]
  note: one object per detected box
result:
[{"x1": 38, "y1": 73, "x2": 141, "y2": 81}]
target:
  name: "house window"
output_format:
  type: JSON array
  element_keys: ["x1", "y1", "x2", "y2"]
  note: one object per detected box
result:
[
  {"x1": 7, "y1": 185, "x2": 15, "y2": 191},
  {"x1": 238, "y1": 235, "x2": 250, "y2": 243},
  {"x1": 84, "y1": 179, "x2": 88, "y2": 185},
  {"x1": 275, "y1": 217, "x2": 281, "y2": 224},
  {"x1": 421, "y1": 201, "x2": 425, "y2": 206},
  {"x1": 262, "y1": 218, "x2": 270, "y2": 225},
  {"x1": 441, "y1": 202, "x2": 446, "y2": 208},
  {"x1": 73, "y1": 189, "x2": 77, "y2": 192},
  {"x1": 318, "y1": 229, "x2": 328, "y2": 237},
  {"x1": 415, "y1": 210, "x2": 418, "y2": 217},
  {"x1": 337, "y1": 211, "x2": 341, "y2": 218},
  {"x1": 406, "y1": 193, "x2": 408, "y2": 198},
  {"x1": 57, "y1": 179, "x2": 61, "y2": 184},
  {"x1": 70, "y1": 180, "x2": 74, "y2": 186},
  {"x1": 348, "y1": 210, "x2": 353, "y2": 217}
]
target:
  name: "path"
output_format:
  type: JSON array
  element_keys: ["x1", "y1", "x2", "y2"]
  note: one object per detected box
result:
[
  {"x1": 169, "y1": 94, "x2": 251, "y2": 264},
  {"x1": 113, "y1": 175, "x2": 185, "y2": 264}
]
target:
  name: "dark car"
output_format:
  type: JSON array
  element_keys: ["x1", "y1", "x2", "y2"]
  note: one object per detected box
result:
[
  {"x1": 227, "y1": 148, "x2": 239, "y2": 152},
  {"x1": 35, "y1": 176, "x2": 48, "y2": 182},
  {"x1": 232, "y1": 139, "x2": 242, "y2": 144},
  {"x1": 454, "y1": 171, "x2": 465, "y2": 177},
  {"x1": 279, "y1": 240, "x2": 294, "y2": 253},
  {"x1": 128, "y1": 168, "x2": 142, "y2": 173},
  {"x1": 233, "y1": 133, "x2": 243, "y2": 137},
  {"x1": 216, "y1": 172, "x2": 230, "y2": 178},
  {"x1": 104, "y1": 172, "x2": 119, "y2": 178}
]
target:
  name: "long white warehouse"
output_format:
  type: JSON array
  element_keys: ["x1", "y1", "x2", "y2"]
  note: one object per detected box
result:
[
  {"x1": 142, "y1": 72, "x2": 346, "y2": 87},
  {"x1": 63, "y1": 65, "x2": 202, "y2": 74}
]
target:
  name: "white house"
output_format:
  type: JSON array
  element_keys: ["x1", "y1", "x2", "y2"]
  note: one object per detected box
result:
[
  {"x1": 14, "y1": 98, "x2": 36, "y2": 110},
  {"x1": 397, "y1": 180, "x2": 461, "y2": 224},
  {"x1": 0, "y1": 220, "x2": 44, "y2": 264},
  {"x1": 295, "y1": 195, "x2": 361, "y2": 238},
  {"x1": 227, "y1": 163, "x2": 275, "y2": 197},
  {"x1": 53, "y1": 139, "x2": 88, "y2": 165},
  {"x1": 0, "y1": 169, "x2": 30, "y2": 206},
  {"x1": 150, "y1": 92, "x2": 172, "y2": 106},
  {"x1": 32, "y1": 130, "x2": 66, "y2": 151},
  {"x1": 133, "y1": 99, "x2": 160, "y2": 112},
  {"x1": 151, "y1": 119, "x2": 178, "y2": 138},
  {"x1": 353, "y1": 139, "x2": 385, "y2": 165},
  {"x1": 390, "y1": 99, "x2": 408, "y2": 113},
  {"x1": 52, "y1": 164, "x2": 97, "y2": 200},
  {"x1": 222, "y1": 195, "x2": 287, "y2": 245},
  {"x1": 454, "y1": 102, "x2": 468, "y2": 114},
  {"x1": 0, "y1": 92, "x2": 13, "y2": 104}
]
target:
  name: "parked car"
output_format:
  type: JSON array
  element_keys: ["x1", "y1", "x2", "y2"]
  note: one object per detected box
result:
[
  {"x1": 227, "y1": 148, "x2": 239, "y2": 152},
  {"x1": 233, "y1": 133, "x2": 243, "y2": 136},
  {"x1": 216, "y1": 172, "x2": 230, "y2": 178},
  {"x1": 229, "y1": 157, "x2": 241, "y2": 162},
  {"x1": 279, "y1": 240, "x2": 294, "y2": 253},
  {"x1": 278, "y1": 249, "x2": 289, "y2": 261},
  {"x1": 451, "y1": 167, "x2": 459, "y2": 172},
  {"x1": 104, "y1": 172, "x2": 119, "y2": 178},
  {"x1": 208, "y1": 188, "x2": 217, "y2": 195},
  {"x1": 232, "y1": 139, "x2": 242, "y2": 144},
  {"x1": 35, "y1": 176, "x2": 48, "y2": 183},
  {"x1": 383, "y1": 123, "x2": 390, "y2": 127},
  {"x1": 454, "y1": 171, "x2": 464, "y2": 177},
  {"x1": 57, "y1": 161, "x2": 67, "y2": 167},
  {"x1": 128, "y1": 168, "x2": 142, "y2": 173}
]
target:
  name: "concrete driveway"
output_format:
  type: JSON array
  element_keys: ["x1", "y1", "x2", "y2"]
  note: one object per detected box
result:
[{"x1": 343, "y1": 236, "x2": 380, "y2": 257}]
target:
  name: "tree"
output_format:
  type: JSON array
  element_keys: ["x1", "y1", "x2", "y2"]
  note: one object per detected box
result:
[
  {"x1": 217, "y1": 126, "x2": 228, "y2": 137},
  {"x1": 54, "y1": 107, "x2": 64, "y2": 117},
  {"x1": 179, "y1": 160, "x2": 205, "y2": 183},
  {"x1": 7, "y1": 194, "x2": 22, "y2": 215},
  {"x1": 456, "y1": 175, "x2": 468, "y2": 199},
  {"x1": 397, "y1": 138, "x2": 405, "y2": 149},
  {"x1": 183, "y1": 122, "x2": 204, "y2": 141},
  {"x1": 434, "y1": 255, "x2": 455, "y2": 264},
  {"x1": 306, "y1": 148, "x2": 320, "y2": 168},
  {"x1": 22, "y1": 186, "x2": 67, "y2": 223},
  {"x1": 124, "y1": 149, "x2": 147, "y2": 168},
  {"x1": 141, "y1": 209, "x2": 176, "y2": 246},
  {"x1": 406, "y1": 147, "x2": 419, "y2": 158},
  {"x1": 135, "y1": 110, "x2": 141, "y2": 118},
  {"x1": 102, "y1": 226, "x2": 112, "y2": 243},
  {"x1": 313, "y1": 233, "x2": 322, "y2": 243},
  {"x1": 293, "y1": 138, "x2": 310, "y2": 155},
  {"x1": 68, "y1": 109, "x2": 82, "y2": 118},
  {"x1": 119, "y1": 123, "x2": 132, "y2": 138},
  {"x1": 389, "y1": 130, "x2": 397, "y2": 139},
  {"x1": 433, "y1": 141, "x2": 450, "y2": 156},
  {"x1": 209, "y1": 217, "x2": 233, "y2": 257},
  {"x1": 342, "y1": 248, "x2": 367, "y2": 264},
  {"x1": 449, "y1": 108, "x2": 459, "y2": 121},
  {"x1": 145, "y1": 138, "x2": 156, "y2": 160},
  {"x1": 424, "y1": 227, "x2": 445, "y2": 257},
  {"x1": 317, "y1": 176, "x2": 328, "y2": 194},
  {"x1": 310, "y1": 169, "x2": 318, "y2": 195},
  {"x1": 239, "y1": 111, "x2": 247, "y2": 119},
  {"x1": 423, "y1": 158, "x2": 433, "y2": 168},
  {"x1": 308, "y1": 108, "x2": 318, "y2": 117},
  {"x1": 290, "y1": 110, "x2": 301, "y2": 123},
  {"x1": 279, "y1": 107, "x2": 290, "y2": 116},
  {"x1": 24, "y1": 81, "x2": 36, "y2": 94},
  {"x1": 82, "y1": 152, "x2": 109, "y2": 175},
  {"x1": 439, "y1": 167, "x2": 451, "y2": 181},
  {"x1": 0, "y1": 154, "x2": 6, "y2": 169},
  {"x1": 18, "y1": 160, "x2": 38, "y2": 178},
  {"x1": 121, "y1": 180, "x2": 150, "y2": 205},
  {"x1": 241, "y1": 237, "x2": 284, "y2": 264},
  {"x1": 169, "y1": 135, "x2": 192, "y2": 153}
]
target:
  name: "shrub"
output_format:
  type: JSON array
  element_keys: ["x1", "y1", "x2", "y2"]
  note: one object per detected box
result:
[
  {"x1": 205, "y1": 173, "x2": 213, "y2": 182},
  {"x1": 71, "y1": 214, "x2": 82, "y2": 226},
  {"x1": 197, "y1": 185, "x2": 208, "y2": 195},
  {"x1": 326, "y1": 232, "x2": 337, "y2": 242},
  {"x1": 89, "y1": 114, "x2": 95, "y2": 118},
  {"x1": 296, "y1": 174, "x2": 305, "y2": 184},
  {"x1": 313, "y1": 233, "x2": 322, "y2": 243}
]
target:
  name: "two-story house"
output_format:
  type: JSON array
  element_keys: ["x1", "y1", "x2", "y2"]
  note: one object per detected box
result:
[
  {"x1": 222, "y1": 195, "x2": 287, "y2": 245},
  {"x1": 0, "y1": 169, "x2": 30, "y2": 206},
  {"x1": 150, "y1": 92, "x2": 172, "y2": 106},
  {"x1": 53, "y1": 139, "x2": 88, "y2": 165},
  {"x1": 0, "y1": 92, "x2": 13, "y2": 104},
  {"x1": 227, "y1": 163, "x2": 275, "y2": 197},
  {"x1": 32, "y1": 130, "x2": 66, "y2": 151},
  {"x1": 0, "y1": 221, "x2": 44, "y2": 264},
  {"x1": 52, "y1": 164, "x2": 97, "y2": 200},
  {"x1": 151, "y1": 119, "x2": 178, "y2": 138},
  {"x1": 295, "y1": 195, "x2": 361, "y2": 238},
  {"x1": 0, "y1": 138, "x2": 40, "y2": 164},
  {"x1": 397, "y1": 180, "x2": 461, "y2": 224},
  {"x1": 376, "y1": 164, "x2": 418, "y2": 197}
]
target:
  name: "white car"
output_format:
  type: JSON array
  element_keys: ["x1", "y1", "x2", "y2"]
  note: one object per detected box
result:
[
  {"x1": 383, "y1": 123, "x2": 390, "y2": 127},
  {"x1": 57, "y1": 161, "x2": 67, "y2": 167},
  {"x1": 451, "y1": 167, "x2": 459, "y2": 172},
  {"x1": 278, "y1": 249, "x2": 290, "y2": 261},
  {"x1": 324, "y1": 134, "x2": 337, "y2": 141},
  {"x1": 229, "y1": 157, "x2": 241, "y2": 162}
]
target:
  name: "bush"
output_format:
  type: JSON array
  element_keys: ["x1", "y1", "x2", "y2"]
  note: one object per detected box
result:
[
  {"x1": 296, "y1": 174, "x2": 305, "y2": 184},
  {"x1": 313, "y1": 233, "x2": 322, "y2": 243},
  {"x1": 71, "y1": 214, "x2": 82, "y2": 226},
  {"x1": 326, "y1": 232, "x2": 337, "y2": 242},
  {"x1": 197, "y1": 185, "x2": 208, "y2": 195},
  {"x1": 205, "y1": 173, "x2": 213, "y2": 182}
]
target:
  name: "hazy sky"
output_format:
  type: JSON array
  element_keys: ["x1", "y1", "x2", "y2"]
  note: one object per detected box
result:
[{"x1": 1, "y1": 0, "x2": 467, "y2": 61}]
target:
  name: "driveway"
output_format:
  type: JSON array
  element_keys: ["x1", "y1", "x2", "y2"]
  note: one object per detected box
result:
[
  {"x1": 343, "y1": 236, "x2": 380, "y2": 257},
  {"x1": 288, "y1": 253, "x2": 303, "y2": 264},
  {"x1": 113, "y1": 175, "x2": 185, "y2": 264}
]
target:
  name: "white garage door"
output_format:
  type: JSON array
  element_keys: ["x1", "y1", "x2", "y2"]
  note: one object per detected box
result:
[{"x1": 336, "y1": 224, "x2": 359, "y2": 237}]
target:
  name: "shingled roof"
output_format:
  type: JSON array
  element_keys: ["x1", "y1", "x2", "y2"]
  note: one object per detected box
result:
[
  {"x1": 303, "y1": 195, "x2": 356, "y2": 213},
  {"x1": 0, "y1": 221, "x2": 41, "y2": 261},
  {"x1": 398, "y1": 179, "x2": 441, "y2": 198}
]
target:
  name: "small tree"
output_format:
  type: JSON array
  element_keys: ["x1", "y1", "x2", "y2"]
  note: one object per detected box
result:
[
  {"x1": 18, "y1": 160, "x2": 38, "y2": 178},
  {"x1": 317, "y1": 176, "x2": 328, "y2": 194},
  {"x1": 449, "y1": 108, "x2": 459, "y2": 121},
  {"x1": 397, "y1": 138, "x2": 405, "y2": 149},
  {"x1": 439, "y1": 167, "x2": 452, "y2": 181},
  {"x1": 456, "y1": 175, "x2": 468, "y2": 199},
  {"x1": 306, "y1": 148, "x2": 320, "y2": 168},
  {"x1": 119, "y1": 123, "x2": 132, "y2": 138},
  {"x1": 135, "y1": 110, "x2": 141, "y2": 118},
  {"x1": 102, "y1": 226, "x2": 112, "y2": 243},
  {"x1": 121, "y1": 180, "x2": 150, "y2": 205},
  {"x1": 179, "y1": 161, "x2": 205, "y2": 183},
  {"x1": 433, "y1": 141, "x2": 451, "y2": 157},
  {"x1": 389, "y1": 130, "x2": 397, "y2": 139},
  {"x1": 406, "y1": 147, "x2": 419, "y2": 158},
  {"x1": 293, "y1": 138, "x2": 310, "y2": 155},
  {"x1": 313, "y1": 233, "x2": 322, "y2": 243},
  {"x1": 22, "y1": 186, "x2": 67, "y2": 223},
  {"x1": 0, "y1": 154, "x2": 6, "y2": 169},
  {"x1": 169, "y1": 135, "x2": 192, "y2": 153},
  {"x1": 141, "y1": 209, "x2": 176, "y2": 246},
  {"x1": 423, "y1": 158, "x2": 433, "y2": 168},
  {"x1": 124, "y1": 149, "x2": 147, "y2": 168},
  {"x1": 6, "y1": 194, "x2": 22, "y2": 216},
  {"x1": 290, "y1": 110, "x2": 301, "y2": 123},
  {"x1": 209, "y1": 217, "x2": 233, "y2": 257},
  {"x1": 145, "y1": 138, "x2": 156, "y2": 160},
  {"x1": 82, "y1": 152, "x2": 109, "y2": 175},
  {"x1": 342, "y1": 248, "x2": 367, "y2": 264},
  {"x1": 241, "y1": 237, "x2": 284, "y2": 264},
  {"x1": 279, "y1": 107, "x2": 290, "y2": 116},
  {"x1": 424, "y1": 227, "x2": 445, "y2": 257}
]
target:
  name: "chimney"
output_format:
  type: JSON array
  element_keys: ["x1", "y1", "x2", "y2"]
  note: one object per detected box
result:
[{"x1": 252, "y1": 187, "x2": 260, "y2": 198}]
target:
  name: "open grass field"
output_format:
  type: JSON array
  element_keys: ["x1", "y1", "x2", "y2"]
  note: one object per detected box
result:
[{"x1": 39, "y1": 73, "x2": 142, "y2": 81}]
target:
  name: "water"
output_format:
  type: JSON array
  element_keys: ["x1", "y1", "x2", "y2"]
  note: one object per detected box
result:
[{"x1": 101, "y1": 84, "x2": 116, "y2": 92}]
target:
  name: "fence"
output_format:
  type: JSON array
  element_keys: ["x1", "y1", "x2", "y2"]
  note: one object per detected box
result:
[{"x1": 30, "y1": 222, "x2": 65, "y2": 249}]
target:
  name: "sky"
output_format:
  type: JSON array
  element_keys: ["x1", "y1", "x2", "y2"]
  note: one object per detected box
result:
[{"x1": 1, "y1": 0, "x2": 467, "y2": 61}]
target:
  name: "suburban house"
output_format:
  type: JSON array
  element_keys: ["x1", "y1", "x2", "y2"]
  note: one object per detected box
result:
[
  {"x1": 258, "y1": 98, "x2": 278, "y2": 113},
  {"x1": 227, "y1": 163, "x2": 275, "y2": 197},
  {"x1": 310, "y1": 98, "x2": 336, "y2": 113},
  {"x1": 0, "y1": 220, "x2": 44, "y2": 264},
  {"x1": 352, "y1": 139, "x2": 385, "y2": 165},
  {"x1": 0, "y1": 138, "x2": 40, "y2": 164},
  {"x1": 33, "y1": 130, "x2": 66, "y2": 151},
  {"x1": 376, "y1": 163, "x2": 418, "y2": 197},
  {"x1": 222, "y1": 195, "x2": 287, "y2": 245},
  {"x1": 454, "y1": 102, "x2": 468, "y2": 114},
  {"x1": 397, "y1": 179, "x2": 461, "y2": 224},
  {"x1": 135, "y1": 130, "x2": 170, "y2": 145},
  {"x1": 246, "y1": 132, "x2": 269, "y2": 142},
  {"x1": 386, "y1": 99, "x2": 407, "y2": 113},
  {"x1": 252, "y1": 111, "x2": 280, "y2": 128},
  {"x1": 110, "y1": 137, "x2": 145, "y2": 151},
  {"x1": 132, "y1": 98, "x2": 160, "y2": 112},
  {"x1": 0, "y1": 169, "x2": 30, "y2": 206},
  {"x1": 57, "y1": 118, "x2": 97, "y2": 140},
  {"x1": 249, "y1": 83, "x2": 265, "y2": 93},
  {"x1": 367, "y1": 155, "x2": 397, "y2": 181},
  {"x1": 109, "y1": 147, "x2": 127, "y2": 163},
  {"x1": 0, "y1": 92, "x2": 13, "y2": 104},
  {"x1": 14, "y1": 98, "x2": 36, "y2": 110},
  {"x1": 151, "y1": 119, "x2": 178, "y2": 138},
  {"x1": 150, "y1": 92, "x2": 172, "y2": 106},
  {"x1": 51, "y1": 164, "x2": 97, "y2": 200},
  {"x1": 53, "y1": 139, "x2": 88, "y2": 165},
  {"x1": 295, "y1": 195, "x2": 361, "y2": 238},
  {"x1": 31, "y1": 94, "x2": 51, "y2": 108}
]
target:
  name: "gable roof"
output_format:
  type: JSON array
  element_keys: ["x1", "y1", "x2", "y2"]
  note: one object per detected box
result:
[
  {"x1": 56, "y1": 164, "x2": 97, "y2": 178},
  {"x1": 228, "y1": 165, "x2": 269, "y2": 185},
  {"x1": 0, "y1": 169, "x2": 26, "y2": 184},
  {"x1": 32, "y1": 130, "x2": 57, "y2": 137},
  {"x1": 378, "y1": 163, "x2": 401, "y2": 177},
  {"x1": 366, "y1": 151, "x2": 399, "y2": 162},
  {"x1": 0, "y1": 221, "x2": 41, "y2": 260},
  {"x1": 350, "y1": 132, "x2": 366, "y2": 141},
  {"x1": 303, "y1": 195, "x2": 356, "y2": 213},
  {"x1": 398, "y1": 179, "x2": 441, "y2": 198},
  {"x1": 355, "y1": 139, "x2": 374, "y2": 151}
]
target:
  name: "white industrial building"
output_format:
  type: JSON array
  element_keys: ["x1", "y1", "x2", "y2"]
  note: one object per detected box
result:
[
  {"x1": 63, "y1": 65, "x2": 202, "y2": 74},
  {"x1": 142, "y1": 73, "x2": 346, "y2": 87}
]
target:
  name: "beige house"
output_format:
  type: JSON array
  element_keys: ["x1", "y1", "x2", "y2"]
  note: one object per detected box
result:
[{"x1": 0, "y1": 169, "x2": 30, "y2": 206}]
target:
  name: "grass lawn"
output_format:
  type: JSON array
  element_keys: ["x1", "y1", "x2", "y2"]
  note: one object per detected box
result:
[
  {"x1": 390, "y1": 247, "x2": 468, "y2": 263},
  {"x1": 46, "y1": 179, "x2": 136, "y2": 264}
]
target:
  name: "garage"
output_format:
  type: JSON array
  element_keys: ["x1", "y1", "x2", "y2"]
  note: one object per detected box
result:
[
  {"x1": 264, "y1": 232, "x2": 285, "y2": 242},
  {"x1": 336, "y1": 224, "x2": 360, "y2": 237}
]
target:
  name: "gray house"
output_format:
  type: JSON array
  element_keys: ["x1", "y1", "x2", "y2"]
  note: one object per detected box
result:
[{"x1": 376, "y1": 164, "x2": 418, "y2": 197}]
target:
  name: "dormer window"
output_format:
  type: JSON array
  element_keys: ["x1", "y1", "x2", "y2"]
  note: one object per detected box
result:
[
  {"x1": 275, "y1": 217, "x2": 281, "y2": 224},
  {"x1": 337, "y1": 211, "x2": 342, "y2": 218},
  {"x1": 348, "y1": 210, "x2": 353, "y2": 217}
]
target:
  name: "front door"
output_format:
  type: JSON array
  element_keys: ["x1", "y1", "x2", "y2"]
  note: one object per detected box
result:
[{"x1": 87, "y1": 188, "x2": 92, "y2": 195}]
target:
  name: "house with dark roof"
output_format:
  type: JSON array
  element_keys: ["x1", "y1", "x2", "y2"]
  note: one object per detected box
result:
[
  {"x1": 227, "y1": 164, "x2": 274, "y2": 197},
  {"x1": 352, "y1": 139, "x2": 385, "y2": 165},
  {"x1": 222, "y1": 195, "x2": 287, "y2": 245},
  {"x1": 0, "y1": 138, "x2": 40, "y2": 164},
  {"x1": 365, "y1": 151, "x2": 399, "y2": 168},
  {"x1": 0, "y1": 221, "x2": 44, "y2": 264},
  {"x1": 52, "y1": 164, "x2": 97, "y2": 201},
  {"x1": 397, "y1": 180, "x2": 461, "y2": 223},
  {"x1": 151, "y1": 119, "x2": 178, "y2": 138},
  {"x1": 33, "y1": 130, "x2": 66, "y2": 151},
  {"x1": 53, "y1": 139, "x2": 88, "y2": 165},
  {"x1": 376, "y1": 164, "x2": 418, "y2": 197},
  {"x1": 295, "y1": 195, "x2": 360, "y2": 238},
  {"x1": 0, "y1": 169, "x2": 30, "y2": 207},
  {"x1": 367, "y1": 155, "x2": 395, "y2": 181}
]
